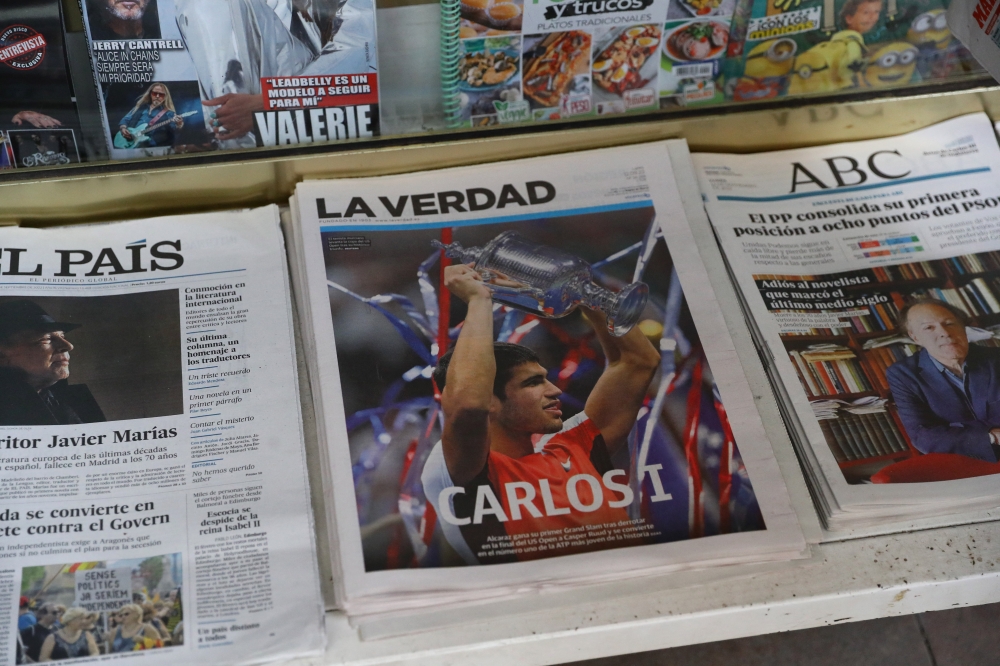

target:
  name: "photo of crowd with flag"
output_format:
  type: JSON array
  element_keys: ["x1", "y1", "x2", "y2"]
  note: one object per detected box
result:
[
  {"x1": 18, "y1": 555, "x2": 182, "y2": 661},
  {"x1": 331, "y1": 211, "x2": 766, "y2": 571}
]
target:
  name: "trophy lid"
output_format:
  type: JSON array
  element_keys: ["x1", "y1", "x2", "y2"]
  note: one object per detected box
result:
[{"x1": 607, "y1": 282, "x2": 649, "y2": 336}]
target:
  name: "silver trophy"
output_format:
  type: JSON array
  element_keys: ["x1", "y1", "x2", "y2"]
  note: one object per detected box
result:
[{"x1": 434, "y1": 231, "x2": 649, "y2": 336}]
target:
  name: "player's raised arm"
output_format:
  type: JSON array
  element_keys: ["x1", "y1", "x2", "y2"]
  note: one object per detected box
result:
[
  {"x1": 439, "y1": 264, "x2": 496, "y2": 484},
  {"x1": 583, "y1": 307, "x2": 661, "y2": 455}
]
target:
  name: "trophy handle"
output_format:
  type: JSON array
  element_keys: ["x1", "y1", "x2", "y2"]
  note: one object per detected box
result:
[{"x1": 431, "y1": 239, "x2": 481, "y2": 265}]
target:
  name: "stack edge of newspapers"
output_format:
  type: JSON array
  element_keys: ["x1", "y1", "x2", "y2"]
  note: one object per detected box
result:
[
  {"x1": 695, "y1": 113, "x2": 1000, "y2": 531},
  {"x1": 1, "y1": 207, "x2": 325, "y2": 666},
  {"x1": 285, "y1": 140, "x2": 807, "y2": 623}
]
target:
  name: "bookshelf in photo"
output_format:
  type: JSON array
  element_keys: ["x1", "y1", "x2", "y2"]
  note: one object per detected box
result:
[{"x1": 766, "y1": 249, "x2": 1000, "y2": 482}]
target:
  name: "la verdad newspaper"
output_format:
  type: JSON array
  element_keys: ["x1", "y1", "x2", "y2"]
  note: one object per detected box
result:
[
  {"x1": 286, "y1": 140, "x2": 806, "y2": 624},
  {"x1": 694, "y1": 113, "x2": 1000, "y2": 532},
  {"x1": 0, "y1": 207, "x2": 324, "y2": 665}
]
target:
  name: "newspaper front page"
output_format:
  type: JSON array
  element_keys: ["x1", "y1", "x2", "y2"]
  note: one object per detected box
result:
[
  {"x1": 1, "y1": 207, "x2": 324, "y2": 665},
  {"x1": 694, "y1": 113, "x2": 1000, "y2": 524},
  {"x1": 289, "y1": 140, "x2": 805, "y2": 613}
]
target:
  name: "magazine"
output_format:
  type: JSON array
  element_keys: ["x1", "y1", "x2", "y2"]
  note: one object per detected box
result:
[
  {"x1": 657, "y1": 0, "x2": 741, "y2": 108},
  {"x1": 694, "y1": 112, "x2": 1000, "y2": 529},
  {"x1": 443, "y1": 0, "x2": 673, "y2": 126},
  {"x1": 1, "y1": 207, "x2": 324, "y2": 664},
  {"x1": 947, "y1": 0, "x2": 1000, "y2": 80},
  {"x1": 0, "y1": 0, "x2": 84, "y2": 170},
  {"x1": 728, "y1": 0, "x2": 981, "y2": 104},
  {"x1": 78, "y1": 0, "x2": 379, "y2": 160},
  {"x1": 287, "y1": 140, "x2": 805, "y2": 616}
]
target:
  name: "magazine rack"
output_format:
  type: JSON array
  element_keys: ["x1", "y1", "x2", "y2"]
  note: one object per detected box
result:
[{"x1": 4, "y1": 74, "x2": 1000, "y2": 665}]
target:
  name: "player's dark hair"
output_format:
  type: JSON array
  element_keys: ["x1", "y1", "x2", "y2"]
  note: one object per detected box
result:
[
  {"x1": 434, "y1": 342, "x2": 542, "y2": 400},
  {"x1": 898, "y1": 298, "x2": 968, "y2": 333}
]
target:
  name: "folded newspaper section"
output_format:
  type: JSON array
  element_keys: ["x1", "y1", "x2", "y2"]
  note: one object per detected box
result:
[
  {"x1": 288, "y1": 141, "x2": 805, "y2": 616},
  {"x1": 694, "y1": 113, "x2": 1000, "y2": 530},
  {"x1": 1, "y1": 208, "x2": 324, "y2": 664},
  {"x1": 78, "y1": 0, "x2": 379, "y2": 161}
]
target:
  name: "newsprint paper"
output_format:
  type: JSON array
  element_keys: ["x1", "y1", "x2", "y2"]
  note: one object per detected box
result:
[
  {"x1": 948, "y1": 0, "x2": 1000, "y2": 84},
  {"x1": 288, "y1": 140, "x2": 805, "y2": 617},
  {"x1": 1, "y1": 207, "x2": 324, "y2": 664},
  {"x1": 695, "y1": 113, "x2": 1000, "y2": 529}
]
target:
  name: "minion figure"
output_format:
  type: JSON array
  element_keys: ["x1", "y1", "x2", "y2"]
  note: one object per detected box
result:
[
  {"x1": 787, "y1": 30, "x2": 866, "y2": 96},
  {"x1": 906, "y1": 8, "x2": 958, "y2": 79},
  {"x1": 862, "y1": 42, "x2": 918, "y2": 87},
  {"x1": 732, "y1": 38, "x2": 796, "y2": 101},
  {"x1": 907, "y1": 8, "x2": 950, "y2": 50}
]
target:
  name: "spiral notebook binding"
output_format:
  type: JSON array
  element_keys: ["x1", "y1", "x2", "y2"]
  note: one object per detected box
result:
[{"x1": 441, "y1": 0, "x2": 463, "y2": 128}]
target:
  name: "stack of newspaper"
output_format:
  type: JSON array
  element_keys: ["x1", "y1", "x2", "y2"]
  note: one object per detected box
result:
[
  {"x1": 285, "y1": 141, "x2": 807, "y2": 620},
  {"x1": 694, "y1": 113, "x2": 1000, "y2": 531},
  {"x1": 1, "y1": 208, "x2": 325, "y2": 665}
]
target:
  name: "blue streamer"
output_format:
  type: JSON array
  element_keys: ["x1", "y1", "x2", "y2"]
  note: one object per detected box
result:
[
  {"x1": 328, "y1": 280, "x2": 434, "y2": 365},
  {"x1": 662, "y1": 267, "x2": 691, "y2": 357},
  {"x1": 416, "y1": 250, "x2": 441, "y2": 335},
  {"x1": 632, "y1": 218, "x2": 662, "y2": 283},
  {"x1": 497, "y1": 309, "x2": 527, "y2": 342},
  {"x1": 591, "y1": 240, "x2": 643, "y2": 270}
]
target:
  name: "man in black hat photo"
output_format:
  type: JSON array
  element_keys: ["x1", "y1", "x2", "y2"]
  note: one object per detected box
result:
[{"x1": 0, "y1": 300, "x2": 105, "y2": 426}]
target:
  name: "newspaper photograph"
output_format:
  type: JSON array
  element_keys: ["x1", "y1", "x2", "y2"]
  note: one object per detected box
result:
[
  {"x1": 695, "y1": 113, "x2": 1000, "y2": 502},
  {"x1": 291, "y1": 141, "x2": 804, "y2": 605},
  {"x1": 79, "y1": 0, "x2": 379, "y2": 161},
  {"x1": 1, "y1": 207, "x2": 324, "y2": 664}
]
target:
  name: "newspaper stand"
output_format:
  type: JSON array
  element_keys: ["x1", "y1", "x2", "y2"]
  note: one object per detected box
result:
[{"x1": 4, "y1": 5, "x2": 1000, "y2": 660}]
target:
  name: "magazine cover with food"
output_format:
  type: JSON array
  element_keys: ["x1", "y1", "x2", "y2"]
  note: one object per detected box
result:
[
  {"x1": 455, "y1": 0, "x2": 670, "y2": 125},
  {"x1": 290, "y1": 142, "x2": 805, "y2": 603},
  {"x1": 658, "y1": 0, "x2": 739, "y2": 108},
  {"x1": 728, "y1": 0, "x2": 981, "y2": 103},
  {"x1": 79, "y1": 0, "x2": 378, "y2": 160}
]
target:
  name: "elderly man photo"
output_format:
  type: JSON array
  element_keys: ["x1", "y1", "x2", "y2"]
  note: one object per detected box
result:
[
  {"x1": 87, "y1": 0, "x2": 161, "y2": 40},
  {"x1": 19, "y1": 603, "x2": 60, "y2": 663},
  {"x1": 0, "y1": 300, "x2": 105, "y2": 426},
  {"x1": 887, "y1": 298, "x2": 1000, "y2": 462}
]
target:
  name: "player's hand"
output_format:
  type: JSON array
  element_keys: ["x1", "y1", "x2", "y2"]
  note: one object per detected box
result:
[
  {"x1": 120, "y1": 126, "x2": 133, "y2": 140},
  {"x1": 203, "y1": 93, "x2": 265, "y2": 140},
  {"x1": 579, "y1": 305, "x2": 607, "y2": 327},
  {"x1": 12, "y1": 110, "x2": 62, "y2": 128},
  {"x1": 173, "y1": 116, "x2": 185, "y2": 128},
  {"x1": 444, "y1": 264, "x2": 493, "y2": 303}
]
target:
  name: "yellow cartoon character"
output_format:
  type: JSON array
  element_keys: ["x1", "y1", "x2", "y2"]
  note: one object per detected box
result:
[
  {"x1": 863, "y1": 42, "x2": 918, "y2": 87},
  {"x1": 787, "y1": 30, "x2": 866, "y2": 95},
  {"x1": 732, "y1": 38, "x2": 797, "y2": 101},
  {"x1": 907, "y1": 9, "x2": 950, "y2": 51},
  {"x1": 732, "y1": 37, "x2": 798, "y2": 102},
  {"x1": 744, "y1": 38, "x2": 797, "y2": 79}
]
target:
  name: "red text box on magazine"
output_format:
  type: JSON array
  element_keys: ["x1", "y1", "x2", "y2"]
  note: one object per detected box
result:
[{"x1": 261, "y1": 74, "x2": 378, "y2": 110}]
